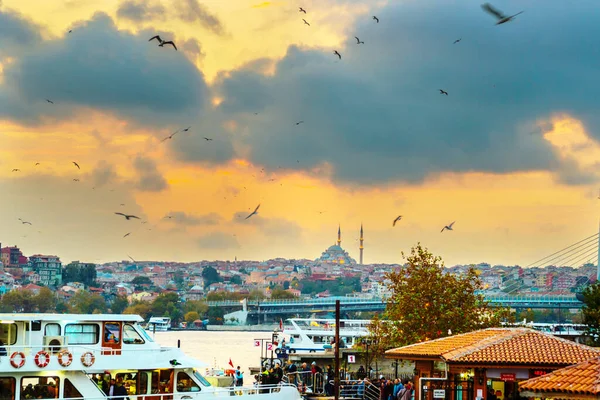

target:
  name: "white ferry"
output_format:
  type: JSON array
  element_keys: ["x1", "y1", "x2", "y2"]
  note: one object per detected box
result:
[
  {"x1": 147, "y1": 317, "x2": 172, "y2": 332},
  {"x1": 278, "y1": 318, "x2": 370, "y2": 354},
  {"x1": 0, "y1": 313, "x2": 301, "y2": 400}
]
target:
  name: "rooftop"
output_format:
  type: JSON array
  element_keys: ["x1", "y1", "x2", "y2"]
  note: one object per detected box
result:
[
  {"x1": 385, "y1": 328, "x2": 600, "y2": 366},
  {"x1": 519, "y1": 357, "x2": 600, "y2": 397}
]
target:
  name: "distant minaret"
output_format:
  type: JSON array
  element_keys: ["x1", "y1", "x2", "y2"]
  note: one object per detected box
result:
[
  {"x1": 359, "y1": 223, "x2": 364, "y2": 265},
  {"x1": 337, "y1": 224, "x2": 342, "y2": 247}
]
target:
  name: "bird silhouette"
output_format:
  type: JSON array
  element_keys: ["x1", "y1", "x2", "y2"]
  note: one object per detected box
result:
[
  {"x1": 299, "y1": 7, "x2": 306, "y2": 13},
  {"x1": 333, "y1": 50, "x2": 341, "y2": 60},
  {"x1": 182, "y1": 127, "x2": 191, "y2": 132},
  {"x1": 303, "y1": 19, "x2": 310, "y2": 26},
  {"x1": 12, "y1": 169, "x2": 20, "y2": 172},
  {"x1": 373, "y1": 16, "x2": 379, "y2": 23},
  {"x1": 19, "y1": 218, "x2": 32, "y2": 225},
  {"x1": 439, "y1": 89, "x2": 448, "y2": 96},
  {"x1": 161, "y1": 130, "x2": 179, "y2": 142},
  {"x1": 355, "y1": 37, "x2": 364, "y2": 44},
  {"x1": 295, "y1": 121, "x2": 304, "y2": 125},
  {"x1": 160, "y1": 41, "x2": 177, "y2": 50},
  {"x1": 45, "y1": 99, "x2": 54, "y2": 104},
  {"x1": 73, "y1": 161, "x2": 80, "y2": 169},
  {"x1": 481, "y1": 3, "x2": 523, "y2": 25},
  {"x1": 245, "y1": 204, "x2": 260, "y2": 220},
  {"x1": 203, "y1": 137, "x2": 213, "y2": 141},
  {"x1": 73, "y1": 179, "x2": 79, "y2": 182},
  {"x1": 115, "y1": 213, "x2": 141, "y2": 220},
  {"x1": 453, "y1": 38, "x2": 462, "y2": 44},
  {"x1": 150, "y1": 35, "x2": 177, "y2": 50},
  {"x1": 441, "y1": 221, "x2": 456, "y2": 233},
  {"x1": 393, "y1": 215, "x2": 402, "y2": 227},
  {"x1": 128, "y1": 255, "x2": 136, "y2": 262},
  {"x1": 123, "y1": 232, "x2": 131, "y2": 238},
  {"x1": 35, "y1": 163, "x2": 40, "y2": 166}
]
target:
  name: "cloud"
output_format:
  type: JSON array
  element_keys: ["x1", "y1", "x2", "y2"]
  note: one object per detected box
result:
[
  {"x1": 197, "y1": 231, "x2": 239, "y2": 249},
  {"x1": 232, "y1": 211, "x2": 302, "y2": 239},
  {"x1": 0, "y1": 12, "x2": 208, "y2": 127},
  {"x1": 165, "y1": 211, "x2": 222, "y2": 225},
  {"x1": 174, "y1": 0, "x2": 225, "y2": 36},
  {"x1": 116, "y1": 0, "x2": 166, "y2": 22},
  {"x1": 132, "y1": 155, "x2": 168, "y2": 192},
  {"x1": 198, "y1": 0, "x2": 600, "y2": 185},
  {"x1": 0, "y1": 4, "x2": 42, "y2": 59},
  {"x1": 181, "y1": 37, "x2": 205, "y2": 61},
  {"x1": 90, "y1": 160, "x2": 117, "y2": 187}
]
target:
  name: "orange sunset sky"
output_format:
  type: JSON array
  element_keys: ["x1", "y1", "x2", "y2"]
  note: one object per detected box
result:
[{"x1": 1, "y1": 0, "x2": 600, "y2": 266}]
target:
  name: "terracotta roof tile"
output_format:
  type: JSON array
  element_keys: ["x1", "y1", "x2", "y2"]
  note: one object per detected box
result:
[
  {"x1": 386, "y1": 328, "x2": 600, "y2": 366},
  {"x1": 519, "y1": 357, "x2": 600, "y2": 396}
]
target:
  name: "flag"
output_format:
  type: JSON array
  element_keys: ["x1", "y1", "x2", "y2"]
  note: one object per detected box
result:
[
  {"x1": 229, "y1": 358, "x2": 234, "y2": 368},
  {"x1": 279, "y1": 318, "x2": 283, "y2": 330}
]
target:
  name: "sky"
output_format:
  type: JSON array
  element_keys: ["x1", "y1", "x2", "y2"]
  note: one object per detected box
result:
[{"x1": 1, "y1": 0, "x2": 600, "y2": 266}]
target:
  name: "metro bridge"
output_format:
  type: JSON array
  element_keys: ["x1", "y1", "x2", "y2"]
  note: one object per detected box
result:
[{"x1": 206, "y1": 294, "x2": 583, "y2": 314}]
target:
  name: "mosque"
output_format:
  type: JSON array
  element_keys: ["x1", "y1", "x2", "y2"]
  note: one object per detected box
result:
[{"x1": 315, "y1": 224, "x2": 364, "y2": 265}]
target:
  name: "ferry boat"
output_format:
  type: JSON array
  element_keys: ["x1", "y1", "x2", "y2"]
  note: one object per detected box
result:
[
  {"x1": 0, "y1": 313, "x2": 301, "y2": 400},
  {"x1": 147, "y1": 317, "x2": 172, "y2": 332},
  {"x1": 278, "y1": 318, "x2": 370, "y2": 354}
]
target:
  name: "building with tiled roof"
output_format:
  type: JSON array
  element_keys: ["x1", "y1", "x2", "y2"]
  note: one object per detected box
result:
[
  {"x1": 519, "y1": 356, "x2": 600, "y2": 399},
  {"x1": 385, "y1": 328, "x2": 600, "y2": 400}
]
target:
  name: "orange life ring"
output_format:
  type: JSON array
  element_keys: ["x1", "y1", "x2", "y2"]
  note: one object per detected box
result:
[
  {"x1": 10, "y1": 352, "x2": 26, "y2": 369},
  {"x1": 81, "y1": 351, "x2": 95, "y2": 367},
  {"x1": 57, "y1": 350, "x2": 73, "y2": 367},
  {"x1": 34, "y1": 350, "x2": 50, "y2": 368}
]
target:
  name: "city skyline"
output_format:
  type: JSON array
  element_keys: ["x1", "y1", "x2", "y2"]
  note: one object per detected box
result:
[{"x1": 1, "y1": 0, "x2": 600, "y2": 266}]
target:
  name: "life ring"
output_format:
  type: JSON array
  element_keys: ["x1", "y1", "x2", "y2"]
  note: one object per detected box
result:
[
  {"x1": 57, "y1": 350, "x2": 73, "y2": 367},
  {"x1": 81, "y1": 351, "x2": 95, "y2": 367},
  {"x1": 10, "y1": 352, "x2": 26, "y2": 369},
  {"x1": 34, "y1": 350, "x2": 51, "y2": 368}
]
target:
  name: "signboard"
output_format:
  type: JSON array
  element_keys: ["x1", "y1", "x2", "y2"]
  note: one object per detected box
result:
[
  {"x1": 531, "y1": 370, "x2": 548, "y2": 377},
  {"x1": 433, "y1": 390, "x2": 445, "y2": 398},
  {"x1": 254, "y1": 340, "x2": 261, "y2": 347},
  {"x1": 267, "y1": 343, "x2": 274, "y2": 351},
  {"x1": 500, "y1": 373, "x2": 516, "y2": 382},
  {"x1": 348, "y1": 355, "x2": 356, "y2": 363}
]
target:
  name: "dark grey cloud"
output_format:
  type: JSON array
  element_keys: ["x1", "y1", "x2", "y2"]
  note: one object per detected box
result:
[
  {"x1": 0, "y1": 4, "x2": 42, "y2": 59},
  {"x1": 165, "y1": 211, "x2": 222, "y2": 226},
  {"x1": 132, "y1": 156, "x2": 168, "y2": 192},
  {"x1": 204, "y1": 0, "x2": 600, "y2": 185},
  {"x1": 0, "y1": 12, "x2": 208, "y2": 127},
  {"x1": 181, "y1": 37, "x2": 205, "y2": 61},
  {"x1": 197, "y1": 231, "x2": 239, "y2": 249},
  {"x1": 174, "y1": 0, "x2": 225, "y2": 36},
  {"x1": 90, "y1": 160, "x2": 118, "y2": 187},
  {"x1": 116, "y1": 0, "x2": 166, "y2": 22}
]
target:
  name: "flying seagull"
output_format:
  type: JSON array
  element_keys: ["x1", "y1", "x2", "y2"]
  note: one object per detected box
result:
[
  {"x1": 160, "y1": 41, "x2": 177, "y2": 50},
  {"x1": 45, "y1": 99, "x2": 54, "y2": 104},
  {"x1": 149, "y1": 35, "x2": 177, "y2": 50},
  {"x1": 333, "y1": 50, "x2": 341, "y2": 60},
  {"x1": 11, "y1": 169, "x2": 20, "y2": 172},
  {"x1": 19, "y1": 218, "x2": 32, "y2": 225},
  {"x1": 73, "y1": 179, "x2": 79, "y2": 182},
  {"x1": 393, "y1": 215, "x2": 402, "y2": 227},
  {"x1": 439, "y1": 89, "x2": 448, "y2": 96},
  {"x1": 203, "y1": 137, "x2": 213, "y2": 141},
  {"x1": 182, "y1": 127, "x2": 191, "y2": 132},
  {"x1": 35, "y1": 163, "x2": 40, "y2": 166},
  {"x1": 72, "y1": 161, "x2": 80, "y2": 169},
  {"x1": 115, "y1": 212, "x2": 141, "y2": 220},
  {"x1": 299, "y1": 7, "x2": 306, "y2": 13},
  {"x1": 453, "y1": 38, "x2": 462, "y2": 44},
  {"x1": 355, "y1": 36, "x2": 364, "y2": 44},
  {"x1": 161, "y1": 130, "x2": 179, "y2": 142},
  {"x1": 481, "y1": 3, "x2": 523, "y2": 25},
  {"x1": 373, "y1": 16, "x2": 379, "y2": 23},
  {"x1": 295, "y1": 121, "x2": 304, "y2": 125},
  {"x1": 303, "y1": 19, "x2": 310, "y2": 26},
  {"x1": 123, "y1": 232, "x2": 131, "y2": 238},
  {"x1": 128, "y1": 255, "x2": 136, "y2": 263},
  {"x1": 245, "y1": 204, "x2": 260, "y2": 220},
  {"x1": 441, "y1": 221, "x2": 455, "y2": 233}
]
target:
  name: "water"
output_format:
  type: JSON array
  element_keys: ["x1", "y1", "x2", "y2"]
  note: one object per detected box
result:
[{"x1": 153, "y1": 331, "x2": 272, "y2": 383}]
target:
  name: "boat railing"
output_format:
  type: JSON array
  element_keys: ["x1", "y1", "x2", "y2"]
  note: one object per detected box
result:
[
  {"x1": 0, "y1": 343, "x2": 174, "y2": 360},
  {"x1": 283, "y1": 371, "x2": 326, "y2": 395}
]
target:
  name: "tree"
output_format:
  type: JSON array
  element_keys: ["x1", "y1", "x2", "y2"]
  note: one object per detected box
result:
[
  {"x1": 581, "y1": 282, "x2": 600, "y2": 345},
  {"x1": 151, "y1": 292, "x2": 180, "y2": 317},
  {"x1": 283, "y1": 281, "x2": 290, "y2": 290},
  {"x1": 185, "y1": 311, "x2": 200, "y2": 324},
  {"x1": 131, "y1": 276, "x2": 153, "y2": 289},
  {"x1": 35, "y1": 287, "x2": 57, "y2": 312},
  {"x1": 271, "y1": 288, "x2": 296, "y2": 299},
  {"x1": 70, "y1": 290, "x2": 107, "y2": 314},
  {"x1": 202, "y1": 266, "x2": 221, "y2": 288},
  {"x1": 0, "y1": 290, "x2": 36, "y2": 312},
  {"x1": 110, "y1": 295, "x2": 129, "y2": 314},
  {"x1": 124, "y1": 302, "x2": 152, "y2": 320},
  {"x1": 184, "y1": 300, "x2": 209, "y2": 316},
  {"x1": 230, "y1": 275, "x2": 243, "y2": 285},
  {"x1": 369, "y1": 243, "x2": 513, "y2": 350}
]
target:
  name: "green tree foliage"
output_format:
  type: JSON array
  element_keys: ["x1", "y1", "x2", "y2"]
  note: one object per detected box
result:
[
  {"x1": 35, "y1": 287, "x2": 57, "y2": 312},
  {"x1": 0, "y1": 290, "x2": 37, "y2": 312},
  {"x1": 110, "y1": 295, "x2": 129, "y2": 314},
  {"x1": 207, "y1": 307, "x2": 225, "y2": 325},
  {"x1": 202, "y1": 266, "x2": 222, "y2": 288},
  {"x1": 206, "y1": 291, "x2": 246, "y2": 301},
  {"x1": 283, "y1": 281, "x2": 290, "y2": 290},
  {"x1": 185, "y1": 311, "x2": 200, "y2": 323},
  {"x1": 124, "y1": 302, "x2": 152, "y2": 320},
  {"x1": 130, "y1": 276, "x2": 153, "y2": 290},
  {"x1": 270, "y1": 288, "x2": 296, "y2": 299},
  {"x1": 151, "y1": 292, "x2": 180, "y2": 317},
  {"x1": 174, "y1": 271, "x2": 185, "y2": 290},
  {"x1": 70, "y1": 290, "x2": 107, "y2": 314},
  {"x1": 369, "y1": 243, "x2": 513, "y2": 350},
  {"x1": 184, "y1": 300, "x2": 209, "y2": 316},
  {"x1": 63, "y1": 262, "x2": 98, "y2": 287},
  {"x1": 230, "y1": 275, "x2": 243, "y2": 285},
  {"x1": 299, "y1": 276, "x2": 361, "y2": 296},
  {"x1": 581, "y1": 282, "x2": 600, "y2": 345},
  {"x1": 248, "y1": 290, "x2": 266, "y2": 300}
]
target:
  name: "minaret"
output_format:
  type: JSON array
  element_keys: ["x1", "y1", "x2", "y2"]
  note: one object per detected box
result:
[
  {"x1": 337, "y1": 225, "x2": 341, "y2": 247},
  {"x1": 359, "y1": 224, "x2": 364, "y2": 265}
]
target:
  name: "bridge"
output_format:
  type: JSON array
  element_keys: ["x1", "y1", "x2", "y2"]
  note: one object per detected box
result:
[{"x1": 207, "y1": 294, "x2": 583, "y2": 314}]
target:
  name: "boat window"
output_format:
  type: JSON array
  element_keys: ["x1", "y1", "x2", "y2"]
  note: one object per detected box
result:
[
  {"x1": 0, "y1": 323, "x2": 17, "y2": 346},
  {"x1": 193, "y1": 371, "x2": 211, "y2": 387},
  {"x1": 65, "y1": 324, "x2": 99, "y2": 345},
  {"x1": 152, "y1": 370, "x2": 174, "y2": 394},
  {"x1": 25, "y1": 321, "x2": 41, "y2": 332},
  {"x1": 176, "y1": 372, "x2": 200, "y2": 393},
  {"x1": 123, "y1": 324, "x2": 144, "y2": 344},
  {"x1": 20, "y1": 376, "x2": 60, "y2": 400},
  {"x1": 63, "y1": 379, "x2": 82, "y2": 399},
  {"x1": 44, "y1": 323, "x2": 61, "y2": 336},
  {"x1": 0, "y1": 377, "x2": 15, "y2": 400},
  {"x1": 104, "y1": 323, "x2": 121, "y2": 344},
  {"x1": 138, "y1": 372, "x2": 148, "y2": 395},
  {"x1": 138, "y1": 326, "x2": 154, "y2": 343},
  {"x1": 116, "y1": 373, "x2": 138, "y2": 395}
]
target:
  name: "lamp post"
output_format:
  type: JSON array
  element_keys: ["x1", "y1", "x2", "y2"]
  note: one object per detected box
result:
[{"x1": 362, "y1": 338, "x2": 372, "y2": 378}]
